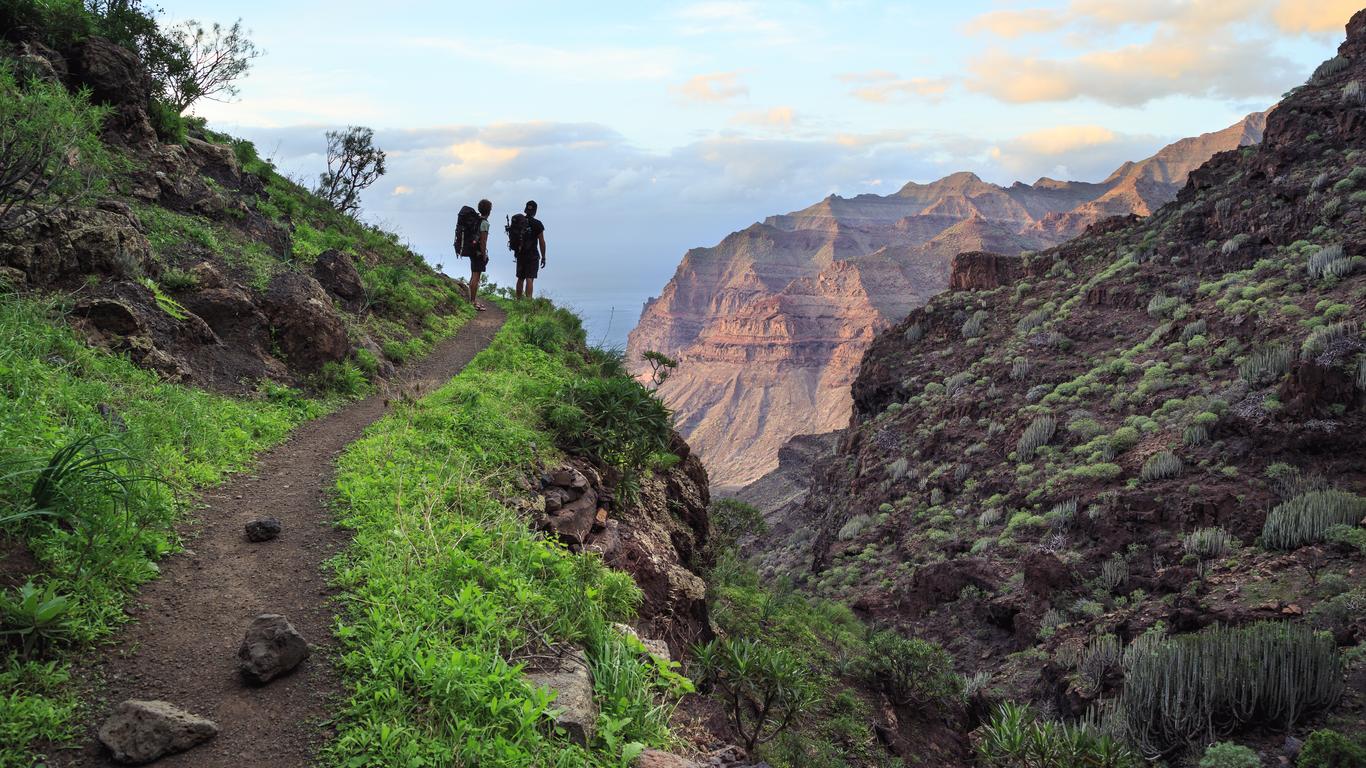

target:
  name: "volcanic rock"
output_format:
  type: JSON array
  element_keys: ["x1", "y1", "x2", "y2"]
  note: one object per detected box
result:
[{"x1": 97, "y1": 699, "x2": 217, "y2": 764}]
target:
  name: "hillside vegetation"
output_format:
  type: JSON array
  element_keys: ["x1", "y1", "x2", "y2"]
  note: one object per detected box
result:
[
  {"x1": 756, "y1": 12, "x2": 1366, "y2": 766},
  {"x1": 0, "y1": 2, "x2": 472, "y2": 764}
]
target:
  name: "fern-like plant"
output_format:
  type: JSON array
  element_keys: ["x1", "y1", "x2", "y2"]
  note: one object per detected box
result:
[{"x1": 1262, "y1": 489, "x2": 1366, "y2": 550}]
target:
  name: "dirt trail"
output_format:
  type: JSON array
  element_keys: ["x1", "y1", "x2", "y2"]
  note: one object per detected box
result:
[{"x1": 55, "y1": 306, "x2": 506, "y2": 768}]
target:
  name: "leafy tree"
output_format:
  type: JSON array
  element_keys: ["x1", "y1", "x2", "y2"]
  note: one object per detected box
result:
[
  {"x1": 692, "y1": 636, "x2": 819, "y2": 752},
  {"x1": 0, "y1": 62, "x2": 111, "y2": 230},
  {"x1": 162, "y1": 19, "x2": 261, "y2": 113},
  {"x1": 708, "y1": 498, "x2": 767, "y2": 554},
  {"x1": 316, "y1": 125, "x2": 385, "y2": 216}
]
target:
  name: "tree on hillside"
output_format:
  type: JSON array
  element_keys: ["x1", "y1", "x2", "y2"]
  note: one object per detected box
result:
[
  {"x1": 316, "y1": 126, "x2": 385, "y2": 217},
  {"x1": 162, "y1": 19, "x2": 261, "y2": 113}
]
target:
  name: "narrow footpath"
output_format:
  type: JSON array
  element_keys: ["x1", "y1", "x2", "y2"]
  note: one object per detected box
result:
[{"x1": 56, "y1": 306, "x2": 506, "y2": 768}]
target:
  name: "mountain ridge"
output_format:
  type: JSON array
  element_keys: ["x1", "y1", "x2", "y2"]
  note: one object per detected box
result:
[{"x1": 630, "y1": 111, "x2": 1268, "y2": 489}]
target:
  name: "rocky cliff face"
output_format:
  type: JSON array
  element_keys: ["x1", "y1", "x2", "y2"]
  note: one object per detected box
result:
[
  {"x1": 629, "y1": 116, "x2": 1266, "y2": 490},
  {"x1": 763, "y1": 16, "x2": 1366, "y2": 757}
]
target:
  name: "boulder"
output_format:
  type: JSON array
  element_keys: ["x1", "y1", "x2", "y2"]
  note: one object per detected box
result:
[
  {"x1": 524, "y1": 646, "x2": 597, "y2": 746},
  {"x1": 0, "y1": 266, "x2": 27, "y2": 291},
  {"x1": 948, "y1": 251, "x2": 1019, "y2": 292},
  {"x1": 244, "y1": 518, "x2": 281, "y2": 542},
  {"x1": 261, "y1": 272, "x2": 350, "y2": 374},
  {"x1": 184, "y1": 137, "x2": 242, "y2": 188},
  {"x1": 313, "y1": 250, "x2": 366, "y2": 312},
  {"x1": 97, "y1": 699, "x2": 218, "y2": 764},
  {"x1": 237, "y1": 613, "x2": 310, "y2": 684}
]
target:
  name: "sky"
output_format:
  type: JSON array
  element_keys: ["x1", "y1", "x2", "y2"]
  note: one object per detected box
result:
[{"x1": 167, "y1": 0, "x2": 1359, "y2": 347}]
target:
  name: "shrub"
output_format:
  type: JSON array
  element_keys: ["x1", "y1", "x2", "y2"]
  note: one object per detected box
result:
[
  {"x1": 1140, "y1": 451, "x2": 1183, "y2": 482},
  {"x1": 976, "y1": 702, "x2": 1140, "y2": 768},
  {"x1": 1298, "y1": 729, "x2": 1366, "y2": 768},
  {"x1": 1261, "y1": 489, "x2": 1366, "y2": 550},
  {"x1": 837, "y1": 513, "x2": 872, "y2": 541},
  {"x1": 1239, "y1": 345, "x2": 1292, "y2": 385},
  {"x1": 1182, "y1": 318, "x2": 1208, "y2": 342},
  {"x1": 1313, "y1": 55, "x2": 1350, "y2": 83},
  {"x1": 548, "y1": 376, "x2": 673, "y2": 474},
  {"x1": 1017, "y1": 415, "x2": 1056, "y2": 461},
  {"x1": 1147, "y1": 293, "x2": 1181, "y2": 319},
  {"x1": 1016, "y1": 307, "x2": 1051, "y2": 334},
  {"x1": 1119, "y1": 621, "x2": 1343, "y2": 757},
  {"x1": 1343, "y1": 80, "x2": 1365, "y2": 105},
  {"x1": 945, "y1": 371, "x2": 973, "y2": 397},
  {"x1": 311, "y1": 360, "x2": 369, "y2": 397},
  {"x1": 147, "y1": 99, "x2": 186, "y2": 144},
  {"x1": 0, "y1": 61, "x2": 112, "y2": 230},
  {"x1": 1198, "y1": 742, "x2": 1260, "y2": 768},
  {"x1": 859, "y1": 630, "x2": 962, "y2": 707},
  {"x1": 692, "y1": 637, "x2": 818, "y2": 752},
  {"x1": 709, "y1": 499, "x2": 766, "y2": 553},
  {"x1": 1099, "y1": 553, "x2": 1128, "y2": 593},
  {"x1": 316, "y1": 126, "x2": 386, "y2": 216},
  {"x1": 904, "y1": 323, "x2": 924, "y2": 342}
]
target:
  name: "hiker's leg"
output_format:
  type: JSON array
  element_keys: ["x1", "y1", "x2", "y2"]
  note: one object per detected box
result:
[
  {"x1": 515, "y1": 278, "x2": 525, "y2": 299},
  {"x1": 525, "y1": 278, "x2": 535, "y2": 299},
  {"x1": 469, "y1": 272, "x2": 481, "y2": 304}
]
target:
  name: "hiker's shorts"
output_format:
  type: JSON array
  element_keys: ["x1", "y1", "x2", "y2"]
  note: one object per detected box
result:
[
  {"x1": 516, "y1": 254, "x2": 540, "y2": 279},
  {"x1": 470, "y1": 252, "x2": 489, "y2": 273}
]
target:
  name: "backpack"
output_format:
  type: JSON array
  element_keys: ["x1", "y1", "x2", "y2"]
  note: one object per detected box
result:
[
  {"x1": 454, "y1": 205, "x2": 481, "y2": 257},
  {"x1": 506, "y1": 213, "x2": 542, "y2": 256}
]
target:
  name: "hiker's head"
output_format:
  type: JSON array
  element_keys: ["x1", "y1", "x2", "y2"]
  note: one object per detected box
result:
[
  {"x1": 478, "y1": 199, "x2": 492, "y2": 217},
  {"x1": 524, "y1": 200, "x2": 538, "y2": 216}
]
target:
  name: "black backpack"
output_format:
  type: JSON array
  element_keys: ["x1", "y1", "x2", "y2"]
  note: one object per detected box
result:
[
  {"x1": 454, "y1": 205, "x2": 481, "y2": 257},
  {"x1": 506, "y1": 213, "x2": 541, "y2": 256}
]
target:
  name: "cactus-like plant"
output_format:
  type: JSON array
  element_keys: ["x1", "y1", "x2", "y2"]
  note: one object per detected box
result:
[
  {"x1": 962, "y1": 310, "x2": 989, "y2": 339},
  {"x1": 945, "y1": 371, "x2": 973, "y2": 397},
  {"x1": 1077, "y1": 633, "x2": 1122, "y2": 694},
  {"x1": 1342, "y1": 80, "x2": 1365, "y2": 105},
  {"x1": 1140, "y1": 451, "x2": 1183, "y2": 483},
  {"x1": 1183, "y1": 423, "x2": 1209, "y2": 446},
  {"x1": 1016, "y1": 307, "x2": 1051, "y2": 334},
  {"x1": 1119, "y1": 621, "x2": 1343, "y2": 757},
  {"x1": 1017, "y1": 415, "x2": 1056, "y2": 461},
  {"x1": 1238, "y1": 345, "x2": 1292, "y2": 384},
  {"x1": 904, "y1": 322, "x2": 924, "y2": 342},
  {"x1": 1301, "y1": 321, "x2": 1358, "y2": 360},
  {"x1": 1184, "y1": 527, "x2": 1236, "y2": 560},
  {"x1": 1181, "y1": 318, "x2": 1208, "y2": 342},
  {"x1": 1100, "y1": 553, "x2": 1128, "y2": 594},
  {"x1": 1261, "y1": 489, "x2": 1366, "y2": 550},
  {"x1": 1147, "y1": 293, "x2": 1181, "y2": 319},
  {"x1": 1307, "y1": 244, "x2": 1347, "y2": 278},
  {"x1": 1314, "y1": 55, "x2": 1350, "y2": 82},
  {"x1": 1010, "y1": 359, "x2": 1033, "y2": 381}
]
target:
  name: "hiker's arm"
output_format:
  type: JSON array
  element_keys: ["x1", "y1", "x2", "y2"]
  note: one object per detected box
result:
[
  {"x1": 478, "y1": 230, "x2": 489, "y2": 255},
  {"x1": 538, "y1": 232, "x2": 547, "y2": 265}
]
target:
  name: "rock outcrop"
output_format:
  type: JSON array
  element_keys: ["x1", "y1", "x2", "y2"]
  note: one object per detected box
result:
[
  {"x1": 532, "y1": 434, "x2": 712, "y2": 656},
  {"x1": 630, "y1": 115, "x2": 1267, "y2": 489},
  {"x1": 523, "y1": 645, "x2": 597, "y2": 746}
]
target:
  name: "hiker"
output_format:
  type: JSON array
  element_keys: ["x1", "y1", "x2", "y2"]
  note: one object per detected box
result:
[
  {"x1": 454, "y1": 198, "x2": 493, "y2": 311},
  {"x1": 506, "y1": 200, "x2": 546, "y2": 299}
]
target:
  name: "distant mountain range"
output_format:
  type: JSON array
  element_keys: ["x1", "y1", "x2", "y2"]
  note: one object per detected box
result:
[{"x1": 627, "y1": 112, "x2": 1268, "y2": 489}]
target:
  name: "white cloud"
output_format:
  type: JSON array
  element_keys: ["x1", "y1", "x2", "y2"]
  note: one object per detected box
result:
[
  {"x1": 672, "y1": 2, "x2": 807, "y2": 45},
  {"x1": 838, "y1": 71, "x2": 955, "y2": 103},
  {"x1": 730, "y1": 106, "x2": 798, "y2": 129},
  {"x1": 674, "y1": 72, "x2": 750, "y2": 103}
]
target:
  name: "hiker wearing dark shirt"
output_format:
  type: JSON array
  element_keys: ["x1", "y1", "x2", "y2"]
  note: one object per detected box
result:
[{"x1": 509, "y1": 200, "x2": 546, "y2": 300}]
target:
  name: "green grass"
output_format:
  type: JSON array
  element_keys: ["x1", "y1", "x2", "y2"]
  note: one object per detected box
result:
[
  {"x1": 324, "y1": 300, "x2": 685, "y2": 768},
  {"x1": 0, "y1": 293, "x2": 332, "y2": 766}
]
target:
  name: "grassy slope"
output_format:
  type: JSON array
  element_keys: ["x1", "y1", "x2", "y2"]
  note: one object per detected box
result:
[
  {"x1": 326, "y1": 300, "x2": 686, "y2": 768},
  {"x1": 0, "y1": 143, "x2": 473, "y2": 767}
]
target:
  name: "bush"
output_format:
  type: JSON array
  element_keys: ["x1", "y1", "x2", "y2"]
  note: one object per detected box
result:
[
  {"x1": 1119, "y1": 621, "x2": 1343, "y2": 756},
  {"x1": 961, "y1": 310, "x2": 988, "y2": 339},
  {"x1": 147, "y1": 99, "x2": 186, "y2": 144},
  {"x1": 311, "y1": 361, "x2": 369, "y2": 398},
  {"x1": 976, "y1": 702, "x2": 1140, "y2": 768},
  {"x1": 859, "y1": 630, "x2": 961, "y2": 707},
  {"x1": 709, "y1": 499, "x2": 766, "y2": 553},
  {"x1": 1239, "y1": 345, "x2": 1292, "y2": 385},
  {"x1": 1298, "y1": 729, "x2": 1366, "y2": 768},
  {"x1": 692, "y1": 637, "x2": 819, "y2": 752},
  {"x1": 0, "y1": 61, "x2": 112, "y2": 230},
  {"x1": 1183, "y1": 528, "x2": 1235, "y2": 560},
  {"x1": 547, "y1": 376, "x2": 672, "y2": 473},
  {"x1": 1302, "y1": 322, "x2": 1358, "y2": 360},
  {"x1": 1198, "y1": 742, "x2": 1260, "y2": 768},
  {"x1": 1262, "y1": 489, "x2": 1366, "y2": 550}
]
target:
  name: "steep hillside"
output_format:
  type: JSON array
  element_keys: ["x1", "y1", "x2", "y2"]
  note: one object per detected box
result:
[
  {"x1": 629, "y1": 115, "x2": 1266, "y2": 490},
  {"x1": 762, "y1": 14, "x2": 1366, "y2": 762}
]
